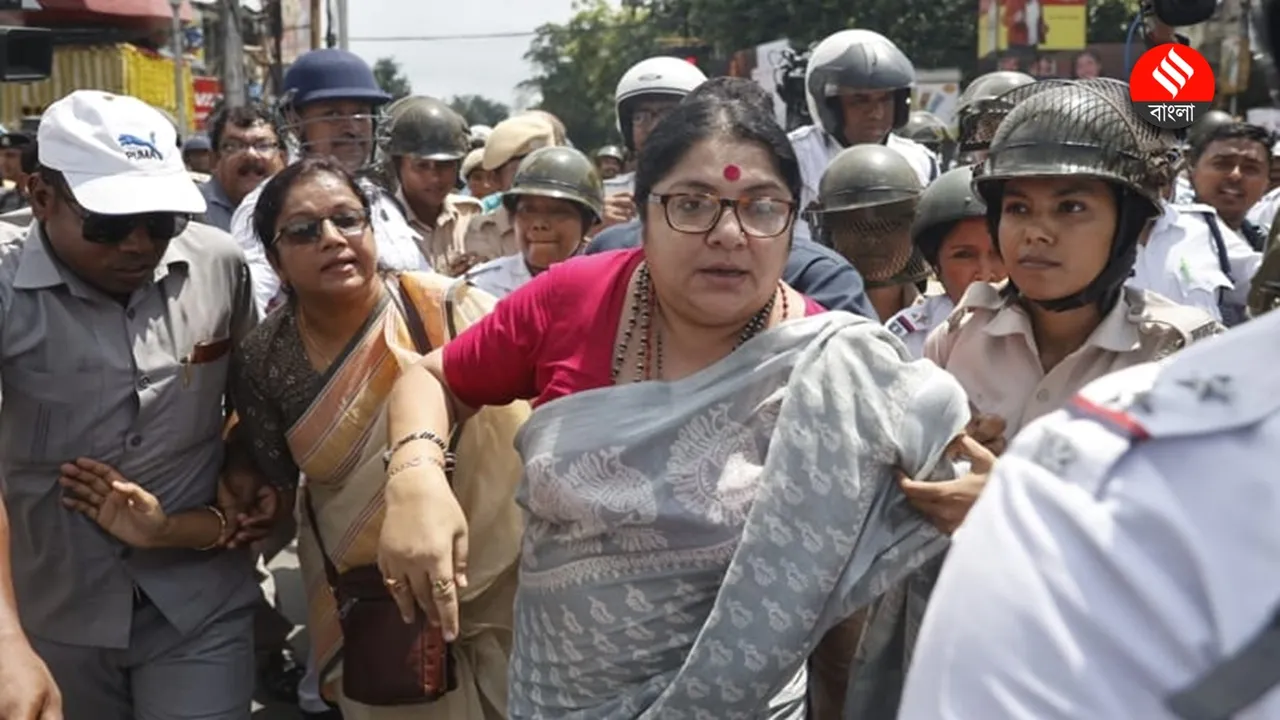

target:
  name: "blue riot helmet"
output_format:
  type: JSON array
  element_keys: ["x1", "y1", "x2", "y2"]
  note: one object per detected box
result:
[{"x1": 278, "y1": 48, "x2": 392, "y2": 173}]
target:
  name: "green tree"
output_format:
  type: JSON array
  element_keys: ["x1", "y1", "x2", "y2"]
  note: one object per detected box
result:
[
  {"x1": 372, "y1": 57, "x2": 412, "y2": 100},
  {"x1": 643, "y1": 0, "x2": 978, "y2": 74},
  {"x1": 448, "y1": 94, "x2": 510, "y2": 127},
  {"x1": 1088, "y1": 0, "x2": 1138, "y2": 43},
  {"x1": 522, "y1": 0, "x2": 678, "y2": 151}
]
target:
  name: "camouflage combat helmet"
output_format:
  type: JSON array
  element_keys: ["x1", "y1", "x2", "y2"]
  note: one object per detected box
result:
[
  {"x1": 954, "y1": 71, "x2": 1036, "y2": 152},
  {"x1": 911, "y1": 164, "x2": 987, "y2": 268},
  {"x1": 898, "y1": 111, "x2": 952, "y2": 152},
  {"x1": 382, "y1": 96, "x2": 471, "y2": 161},
  {"x1": 502, "y1": 146, "x2": 605, "y2": 221},
  {"x1": 972, "y1": 79, "x2": 1175, "y2": 209},
  {"x1": 812, "y1": 145, "x2": 928, "y2": 288}
]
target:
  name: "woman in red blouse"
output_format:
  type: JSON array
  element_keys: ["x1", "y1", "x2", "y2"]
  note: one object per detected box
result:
[{"x1": 376, "y1": 96, "x2": 979, "y2": 718}]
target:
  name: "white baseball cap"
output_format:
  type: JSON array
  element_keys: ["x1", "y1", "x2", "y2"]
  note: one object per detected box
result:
[{"x1": 38, "y1": 91, "x2": 207, "y2": 216}]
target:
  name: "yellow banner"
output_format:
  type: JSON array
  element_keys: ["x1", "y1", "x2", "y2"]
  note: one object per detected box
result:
[
  {"x1": 977, "y1": 0, "x2": 1088, "y2": 56},
  {"x1": 0, "y1": 44, "x2": 196, "y2": 133},
  {"x1": 122, "y1": 44, "x2": 197, "y2": 133}
]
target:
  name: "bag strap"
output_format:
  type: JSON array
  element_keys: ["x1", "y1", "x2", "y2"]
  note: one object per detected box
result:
[
  {"x1": 1200, "y1": 213, "x2": 1236, "y2": 283},
  {"x1": 1166, "y1": 604, "x2": 1280, "y2": 720},
  {"x1": 302, "y1": 489, "x2": 341, "y2": 590},
  {"x1": 387, "y1": 275, "x2": 433, "y2": 355},
  {"x1": 441, "y1": 280, "x2": 465, "y2": 460}
]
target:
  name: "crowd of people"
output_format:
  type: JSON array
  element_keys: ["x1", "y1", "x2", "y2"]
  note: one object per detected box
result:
[{"x1": 0, "y1": 16, "x2": 1277, "y2": 720}]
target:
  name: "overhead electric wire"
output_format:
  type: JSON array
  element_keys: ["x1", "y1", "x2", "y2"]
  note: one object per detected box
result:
[{"x1": 348, "y1": 31, "x2": 538, "y2": 42}]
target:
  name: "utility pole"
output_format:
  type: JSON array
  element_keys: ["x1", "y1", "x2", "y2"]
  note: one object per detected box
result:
[
  {"x1": 309, "y1": 0, "x2": 322, "y2": 49},
  {"x1": 220, "y1": 0, "x2": 246, "y2": 108},
  {"x1": 169, "y1": 0, "x2": 188, "y2": 136},
  {"x1": 337, "y1": 0, "x2": 349, "y2": 50}
]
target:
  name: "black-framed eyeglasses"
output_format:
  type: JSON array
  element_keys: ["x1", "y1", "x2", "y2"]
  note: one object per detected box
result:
[
  {"x1": 272, "y1": 210, "x2": 369, "y2": 247},
  {"x1": 219, "y1": 140, "x2": 280, "y2": 155},
  {"x1": 55, "y1": 184, "x2": 189, "y2": 245},
  {"x1": 648, "y1": 192, "x2": 795, "y2": 238}
]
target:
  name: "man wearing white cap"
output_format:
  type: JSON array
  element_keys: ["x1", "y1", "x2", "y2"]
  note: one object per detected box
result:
[{"x1": 1, "y1": 90, "x2": 263, "y2": 719}]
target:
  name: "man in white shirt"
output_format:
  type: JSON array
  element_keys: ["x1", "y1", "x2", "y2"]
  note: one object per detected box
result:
[
  {"x1": 788, "y1": 29, "x2": 939, "y2": 216},
  {"x1": 1135, "y1": 199, "x2": 1261, "y2": 325},
  {"x1": 898, "y1": 313, "x2": 1280, "y2": 720}
]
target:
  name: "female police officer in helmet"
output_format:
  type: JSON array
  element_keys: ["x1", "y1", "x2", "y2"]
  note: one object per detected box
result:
[{"x1": 917, "y1": 79, "x2": 1222, "y2": 521}]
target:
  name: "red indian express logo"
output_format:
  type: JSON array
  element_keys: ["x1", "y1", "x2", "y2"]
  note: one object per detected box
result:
[{"x1": 1128, "y1": 43, "x2": 1216, "y2": 130}]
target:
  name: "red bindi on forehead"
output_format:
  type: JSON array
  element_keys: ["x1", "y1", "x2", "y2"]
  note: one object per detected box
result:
[{"x1": 723, "y1": 164, "x2": 741, "y2": 181}]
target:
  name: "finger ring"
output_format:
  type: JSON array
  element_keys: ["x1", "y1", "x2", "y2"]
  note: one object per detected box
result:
[
  {"x1": 384, "y1": 577, "x2": 401, "y2": 589},
  {"x1": 432, "y1": 578, "x2": 453, "y2": 596}
]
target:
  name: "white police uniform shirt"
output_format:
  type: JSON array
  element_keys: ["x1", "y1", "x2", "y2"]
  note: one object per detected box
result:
[
  {"x1": 1129, "y1": 202, "x2": 1233, "y2": 322},
  {"x1": 603, "y1": 171, "x2": 634, "y2": 196},
  {"x1": 884, "y1": 293, "x2": 954, "y2": 359},
  {"x1": 230, "y1": 175, "x2": 431, "y2": 314},
  {"x1": 1246, "y1": 185, "x2": 1280, "y2": 234},
  {"x1": 788, "y1": 124, "x2": 939, "y2": 213},
  {"x1": 898, "y1": 313, "x2": 1280, "y2": 720},
  {"x1": 1138, "y1": 201, "x2": 1262, "y2": 315},
  {"x1": 464, "y1": 253, "x2": 531, "y2": 299},
  {"x1": 1173, "y1": 173, "x2": 1197, "y2": 205}
]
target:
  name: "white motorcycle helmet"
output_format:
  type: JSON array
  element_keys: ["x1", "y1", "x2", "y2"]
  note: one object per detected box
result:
[
  {"x1": 469, "y1": 124, "x2": 493, "y2": 149},
  {"x1": 614, "y1": 56, "x2": 707, "y2": 151}
]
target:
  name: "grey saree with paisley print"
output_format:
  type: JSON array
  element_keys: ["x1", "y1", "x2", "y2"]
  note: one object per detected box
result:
[{"x1": 506, "y1": 312, "x2": 971, "y2": 719}]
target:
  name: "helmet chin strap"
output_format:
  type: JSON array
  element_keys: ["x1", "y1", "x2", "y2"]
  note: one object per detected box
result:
[{"x1": 986, "y1": 184, "x2": 1154, "y2": 313}]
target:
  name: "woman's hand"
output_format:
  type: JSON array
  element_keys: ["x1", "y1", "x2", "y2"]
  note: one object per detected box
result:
[
  {"x1": 899, "y1": 434, "x2": 997, "y2": 535},
  {"x1": 377, "y1": 458, "x2": 469, "y2": 641},
  {"x1": 59, "y1": 458, "x2": 168, "y2": 549},
  {"x1": 0, "y1": 633, "x2": 61, "y2": 720}
]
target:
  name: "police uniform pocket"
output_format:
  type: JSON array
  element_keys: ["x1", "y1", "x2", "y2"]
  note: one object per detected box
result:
[{"x1": 1, "y1": 366, "x2": 104, "y2": 464}]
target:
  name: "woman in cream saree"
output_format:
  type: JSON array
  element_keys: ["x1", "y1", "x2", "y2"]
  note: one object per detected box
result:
[{"x1": 232, "y1": 159, "x2": 527, "y2": 719}]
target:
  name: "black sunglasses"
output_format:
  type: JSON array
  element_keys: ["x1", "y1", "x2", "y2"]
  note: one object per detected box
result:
[
  {"x1": 54, "y1": 183, "x2": 189, "y2": 244},
  {"x1": 272, "y1": 210, "x2": 369, "y2": 247}
]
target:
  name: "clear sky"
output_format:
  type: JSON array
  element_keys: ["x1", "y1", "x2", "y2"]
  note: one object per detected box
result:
[{"x1": 347, "y1": 0, "x2": 602, "y2": 109}]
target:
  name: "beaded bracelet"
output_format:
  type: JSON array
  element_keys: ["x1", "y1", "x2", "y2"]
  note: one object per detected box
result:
[{"x1": 383, "y1": 429, "x2": 450, "y2": 468}]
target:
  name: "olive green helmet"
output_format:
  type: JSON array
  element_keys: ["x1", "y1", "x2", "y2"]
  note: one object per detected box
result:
[
  {"x1": 954, "y1": 71, "x2": 1036, "y2": 152},
  {"x1": 502, "y1": 146, "x2": 605, "y2": 221},
  {"x1": 815, "y1": 144, "x2": 923, "y2": 214},
  {"x1": 594, "y1": 145, "x2": 626, "y2": 162},
  {"x1": 382, "y1": 96, "x2": 471, "y2": 161},
  {"x1": 898, "y1": 111, "x2": 952, "y2": 151},
  {"x1": 973, "y1": 79, "x2": 1176, "y2": 210},
  {"x1": 812, "y1": 145, "x2": 928, "y2": 288},
  {"x1": 911, "y1": 164, "x2": 987, "y2": 268}
]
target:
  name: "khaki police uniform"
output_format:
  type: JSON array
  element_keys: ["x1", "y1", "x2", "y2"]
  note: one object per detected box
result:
[
  {"x1": 396, "y1": 189, "x2": 486, "y2": 276},
  {"x1": 925, "y1": 282, "x2": 1222, "y2": 439}
]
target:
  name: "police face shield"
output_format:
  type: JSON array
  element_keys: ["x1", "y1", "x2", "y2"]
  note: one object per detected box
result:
[
  {"x1": 815, "y1": 199, "x2": 930, "y2": 288},
  {"x1": 285, "y1": 98, "x2": 382, "y2": 173}
]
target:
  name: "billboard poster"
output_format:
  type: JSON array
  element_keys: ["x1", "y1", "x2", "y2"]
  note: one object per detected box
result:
[
  {"x1": 977, "y1": 0, "x2": 1088, "y2": 57},
  {"x1": 193, "y1": 76, "x2": 223, "y2": 130}
]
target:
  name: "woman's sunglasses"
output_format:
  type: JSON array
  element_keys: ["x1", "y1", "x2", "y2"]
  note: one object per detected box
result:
[{"x1": 272, "y1": 210, "x2": 369, "y2": 247}]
